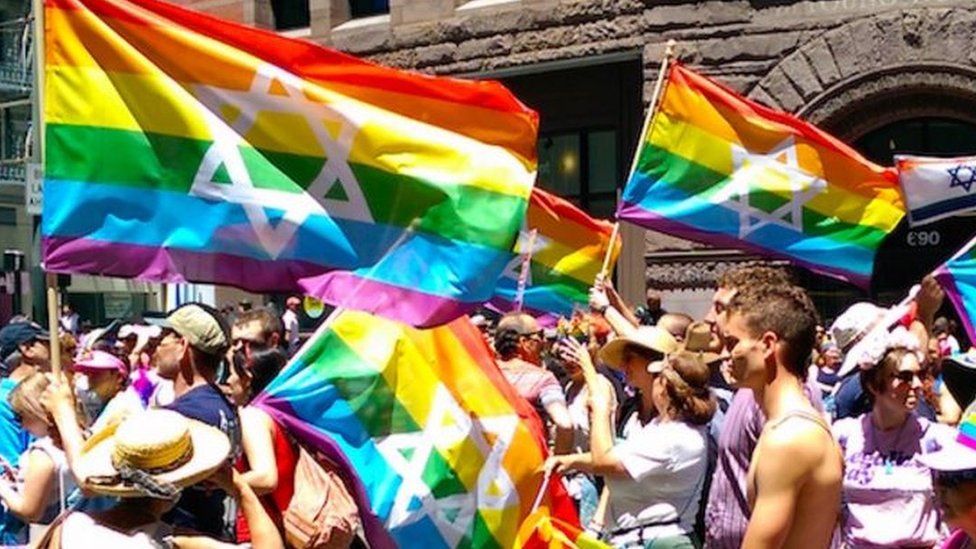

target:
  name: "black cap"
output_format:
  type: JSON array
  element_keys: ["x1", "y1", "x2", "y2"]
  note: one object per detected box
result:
[{"x1": 0, "y1": 321, "x2": 50, "y2": 362}]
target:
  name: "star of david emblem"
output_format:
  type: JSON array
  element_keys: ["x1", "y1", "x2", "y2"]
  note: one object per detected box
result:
[
  {"x1": 710, "y1": 136, "x2": 827, "y2": 238},
  {"x1": 187, "y1": 63, "x2": 373, "y2": 259},
  {"x1": 501, "y1": 228, "x2": 549, "y2": 285},
  {"x1": 374, "y1": 385, "x2": 518, "y2": 545},
  {"x1": 947, "y1": 164, "x2": 976, "y2": 193}
]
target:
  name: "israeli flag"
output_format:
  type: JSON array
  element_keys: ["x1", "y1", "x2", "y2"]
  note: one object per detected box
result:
[{"x1": 897, "y1": 154, "x2": 976, "y2": 226}]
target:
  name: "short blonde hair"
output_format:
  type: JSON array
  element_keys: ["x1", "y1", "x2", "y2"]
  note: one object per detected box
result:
[{"x1": 9, "y1": 373, "x2": 51, "y2": 426}]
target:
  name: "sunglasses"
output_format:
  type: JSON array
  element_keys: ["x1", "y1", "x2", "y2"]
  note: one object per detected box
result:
[{"x1": 892, "y1": 370, "x2": 922, "y2": 384}]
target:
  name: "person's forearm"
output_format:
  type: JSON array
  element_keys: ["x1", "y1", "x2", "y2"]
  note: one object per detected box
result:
[
  {"x1": 236, "y1": 478, "x2": 284, "y2": 549},
  {"x1": 603, "y1": 282, "x2": 641, "y2": 329},
  {"x1": 604, "y1": 307, "x2": 637, "y2": 337},
  {"x1": 588, "y1": 407, "x2": 618, "y2": 471},
  {"x1": 50, "y1": 402, "x2": 87, "y2": 484}
]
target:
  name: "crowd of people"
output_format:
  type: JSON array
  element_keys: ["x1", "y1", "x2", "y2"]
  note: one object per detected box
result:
[
  {"x1": 492, "y1": 266, "x2": 976, "y2": 548},
  {"x1": 0, "y1": 265, "x2": 973, "y2": 548},
  {"x1": 0, "y1": 303, "x2": 296, "y2": 547}
]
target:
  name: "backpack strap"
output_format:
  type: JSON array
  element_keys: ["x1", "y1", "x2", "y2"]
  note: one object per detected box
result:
[{"x1": 31, "y1": 510, "x2": 72, "y2": 549}]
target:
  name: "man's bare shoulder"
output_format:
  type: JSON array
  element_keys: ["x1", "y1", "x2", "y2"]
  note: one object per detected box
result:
[{"x1": 758, "y1": 414, "x2": 836, "y2": 469}]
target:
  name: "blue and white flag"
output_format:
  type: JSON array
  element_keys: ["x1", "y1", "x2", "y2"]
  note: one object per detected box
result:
[{"x1": 897, "y1": 155, "x2": 976, "y2": 226}]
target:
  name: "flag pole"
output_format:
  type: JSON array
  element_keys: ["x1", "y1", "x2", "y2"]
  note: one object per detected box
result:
[
  {"x1": 598, "y1": 221, "x2": 620, "y2": 279},
  {"x1": 625, "y1": 39, "x2": 677, "y2": 183},
  {"x1": 32, "y1": 0, "x2": 61, "y2": 376},
  {"x1": 513, "y1": 229, "x2": 538, "y2": 311},
  {"x1": 598, "y1": 39, "x2": 677, "y2": 283}
]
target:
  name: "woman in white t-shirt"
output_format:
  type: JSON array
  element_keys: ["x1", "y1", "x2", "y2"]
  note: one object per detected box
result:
[{"x1": 549, "y1": 331, "x2": 715, "y2": 548}]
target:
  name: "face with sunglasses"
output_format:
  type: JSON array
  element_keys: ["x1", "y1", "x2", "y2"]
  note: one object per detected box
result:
[{"x1": 868, "y1": 348, "x2": 923, "y2": 414}]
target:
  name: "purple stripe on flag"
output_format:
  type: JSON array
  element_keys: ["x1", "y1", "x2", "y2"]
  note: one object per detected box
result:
[
  {"x1": 934, "y1": 265, "x2": 976, "y2": 344},
  {"x1": 254, "y1": 397, "x2": 396, "y2": 549},
  {"x1": 617, "y1": 202, "x2": 872, "y2": 289},
  {"x1": 43, "y1": 236, "x2": 470, "y2": 327}
]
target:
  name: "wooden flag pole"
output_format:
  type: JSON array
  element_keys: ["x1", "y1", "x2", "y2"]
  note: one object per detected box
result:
[
  {"x1": 625, "y1": 39, "x2": 677, "y2": 182},
  {"x1": 513, "y1": 229, "x2": 538, "y2": 312},
  {"x1": 34, "y1": 1, "x2": 60, "y2": 377},
  {"x1": 46, "y1": 274, "x2": 62, "y2": 378},
  {"x1": 598, "y1": 40, "x2": 678, "y2": 286},
  {"x1": 598, "y1": 221, "x2": 620, "y2": 280}
]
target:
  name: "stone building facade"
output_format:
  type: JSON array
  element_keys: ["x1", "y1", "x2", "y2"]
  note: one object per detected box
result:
[{"x1": 147, "y1": 0, "x2": 976, "y2": 319}]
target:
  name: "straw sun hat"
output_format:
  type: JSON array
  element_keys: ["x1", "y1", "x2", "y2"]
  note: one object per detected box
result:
[
  {"x1": 598, "y1": 326, "x2": 679, "y2": 371},
  {"x1": 76, "y1": 409, "x2": 230, "y2": 498}
]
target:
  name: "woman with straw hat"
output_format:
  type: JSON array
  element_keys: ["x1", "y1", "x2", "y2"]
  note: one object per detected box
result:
[
  {"x1": 547, "y1": 329, "x2": 715, "y2": 548},
  {"x1": 35, "y1": 407, "x2": 282, "y2": 548}
]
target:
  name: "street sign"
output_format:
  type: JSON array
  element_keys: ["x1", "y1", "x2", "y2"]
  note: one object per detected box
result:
[{"x1": 25, "y1": 163, "x2": 42, "y2": 216}]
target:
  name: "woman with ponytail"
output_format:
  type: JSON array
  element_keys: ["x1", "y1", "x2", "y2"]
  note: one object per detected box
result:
[{"x1": 547, "y1": 331, "x2": 715, "y2": 548}]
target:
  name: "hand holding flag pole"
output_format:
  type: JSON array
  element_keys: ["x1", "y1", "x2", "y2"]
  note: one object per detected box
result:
[{"x1": 597, "y1": 39, "x2": 677, "y2": 287}]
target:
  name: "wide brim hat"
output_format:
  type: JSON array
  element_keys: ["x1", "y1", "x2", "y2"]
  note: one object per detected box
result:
[
  {"x1": 944, "y1": 350, "x2": 976, "y2": 411},
  {"x1": 598, "y1": 326, "x2": 678, "y2": 371},
  {"x1": 75, "y1": 410, "x2": 230, "y2": 498},
  {"x1": 831, "y1": 292, "x2": 916, "y2": 378},
  {"x1": 919, "y1": 401, "x2": 976, "y2": 472},
  {"x1": 681, "y1": 321, "x2": 722, "y2": 365}
]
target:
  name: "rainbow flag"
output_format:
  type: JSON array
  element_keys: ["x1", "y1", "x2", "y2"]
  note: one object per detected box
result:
[
  {"x1": 935, "y1": 234, "x2": 976, "y2": 344},
  {"x1": 41, "y1": 0, "x2": 537, "y2": 327},
  {"x1": 491, "y1": 189, "x2": 620, "y2": 319},
  {"x1": 515, "y1": 509, "x2": 611, "y2": 549},
  {"x1": 619, "y1": 63, "x2": 904, "y2": 287},
  {"x1": 254, "y1": 310, "x2": 577, "y2": 548}
]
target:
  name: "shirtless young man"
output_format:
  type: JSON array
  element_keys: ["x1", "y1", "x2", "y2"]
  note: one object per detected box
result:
[{"x1": 722, "y1": 283, "x2": 842, "y2": 549}]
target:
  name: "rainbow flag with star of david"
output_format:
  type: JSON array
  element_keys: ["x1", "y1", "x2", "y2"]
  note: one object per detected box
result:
[
  {"x1": 253, "y1": 309, "x2": 579, "y2": 548},
  {"x1": 618, "y1": 63, "x2": 905, "y2": 287},
  {"x1": 491, "y1": 188, "x2": 621, "y2": 321},
  {"x1": 40, "y1": 0, "x2": 537, "y2": 327},
  {"x1": 935, "y1": 234, "x2": 976, "y2": 344}
]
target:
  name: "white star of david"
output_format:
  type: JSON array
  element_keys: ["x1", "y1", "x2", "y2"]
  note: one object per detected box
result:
[
  {"x1": 188, "y1": 63, "x2": 373, "y2": 259},
  {"x1": 502, "y1": 227, "x2": 550, "y2": 284},
  {"x1": 710, "y1": 136, "x2": 826, "y2": 238},
  {"x1": 374, "y1": 385, "x2": 518, "y2": 545}
]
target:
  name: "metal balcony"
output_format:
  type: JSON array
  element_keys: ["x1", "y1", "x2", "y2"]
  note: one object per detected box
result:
[{"x1": 0, "y1": 17, "x2": 31, "y2": 100}]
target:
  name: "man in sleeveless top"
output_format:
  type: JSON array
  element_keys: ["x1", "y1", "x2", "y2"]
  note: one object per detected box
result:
[
  {"x1": 703, "y1": 266, "x2": 829, "y2": 549},
  {"x1": 721, "y1": 283, "x2": 842, "y2": 549}
]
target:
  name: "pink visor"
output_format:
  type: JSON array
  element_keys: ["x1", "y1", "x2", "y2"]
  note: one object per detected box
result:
[{"x1": 72, "y1": 350, "x2": 127, "y2": 375}]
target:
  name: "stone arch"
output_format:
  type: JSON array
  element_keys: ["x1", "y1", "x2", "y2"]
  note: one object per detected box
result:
[{"x1": 750, "y1": 6, "x2": 976, "y2": 139}]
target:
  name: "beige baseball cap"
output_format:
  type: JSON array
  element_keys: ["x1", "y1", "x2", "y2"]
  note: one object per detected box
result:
[{"x1": 163, "y1": 304, "x2": 229, "y2": 356}]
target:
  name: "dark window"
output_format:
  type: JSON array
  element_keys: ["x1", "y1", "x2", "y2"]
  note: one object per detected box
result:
[
  {"x1": 271, "y1": 0, "x2": 310, "y2": 30},
  {"x1": 0, "y1": 206, "x2": 15, "y2": 226},
  {"x1": 855, "y1": 117, "x2": 976, "y2": 166},
  {"x1": 350, "y1": 0, "x2": 390, "y2": 18},
  {"x1": 537, "y1": 129, "x2": 619, "y2": 219}
]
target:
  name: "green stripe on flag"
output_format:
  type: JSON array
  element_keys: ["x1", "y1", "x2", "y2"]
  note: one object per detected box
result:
[
  {"x1": 637, "y1": 144, "x2": 891, "y2": 251},
  {"x1": 45, "y1": 123, "x2": 526, "y2": 250}
]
